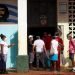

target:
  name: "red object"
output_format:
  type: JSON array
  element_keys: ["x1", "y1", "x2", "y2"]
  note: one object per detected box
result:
[
  {"x1": 42, "y1": 35, "x2": 52, "y2": 50},
  {"x1": 55, "y1": 36, "x2": 64, "y2": 70}
]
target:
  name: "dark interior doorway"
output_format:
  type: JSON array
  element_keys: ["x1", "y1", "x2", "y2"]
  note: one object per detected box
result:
[
  {"x1": 28, "y1": 27, "x2": 57, "y2": 37},
  {"x1": 27, "y1": 0, "x2": 57, "y2": 36},
  {"x1": 27, "y1": 0, "x2": 57, "y2": 69}
]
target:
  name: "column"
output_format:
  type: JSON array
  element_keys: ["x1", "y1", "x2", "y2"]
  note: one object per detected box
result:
[{"x1": 17, "y1": 0, "x2": 29, "y2": 72}]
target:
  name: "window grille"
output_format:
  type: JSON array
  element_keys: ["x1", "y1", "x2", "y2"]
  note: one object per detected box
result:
[{"x1": 68, "y1": 0, "x2": 75, "y2": 38}]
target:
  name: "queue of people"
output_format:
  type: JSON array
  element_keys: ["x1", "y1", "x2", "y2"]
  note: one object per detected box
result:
[
  {"x1": 0, "y1": 31, "x2": 75, "y2": 73},
  {"x1": 28, "y1": 32, "x2": 64, "y2": 71},
  {"x1": 28, "y1": 31, "x2": 75, "y2": 72}
]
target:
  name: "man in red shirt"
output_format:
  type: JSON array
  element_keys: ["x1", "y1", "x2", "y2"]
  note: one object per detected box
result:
[
  {"x1": 42, "y1": 32, "x2": 52, "y2": 68},
  {"x1": 55, "y1": 32, "x2": 64, "y2": 71}
]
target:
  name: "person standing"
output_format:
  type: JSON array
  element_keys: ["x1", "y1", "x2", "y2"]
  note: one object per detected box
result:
[
  {"x1": 42, "y1": 32, "x2": 52, "y2": 68},
  {"x1": 67, "y1": 32, "x2": 75, "y2": 72},
  {"x1": 33, "y1": 36, "x2": 46, "y2": 70},
  {"x1": 28, "y1": 35, "x2": 34, "y2": 69},
  {"x1": 0, "y1": 34, "x2": 15, "y2": 74},
  {"x1": 50, "y1": 36, "x2": 59, "y2": 71},
  {"x1": 55, "y1": 32, "x2": 64, "y2": 71}
]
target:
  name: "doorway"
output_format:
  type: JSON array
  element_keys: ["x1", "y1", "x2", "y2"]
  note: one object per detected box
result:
[
  {"x1": 27, "y1": 0, "x2": 57, "y2": 69},
  {"x1": 27, "y1": 0, "x2": 57, "y2": 36}
]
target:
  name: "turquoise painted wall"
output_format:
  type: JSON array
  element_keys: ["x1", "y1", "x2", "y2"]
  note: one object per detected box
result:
[{"x1": 0, "y1": 25, "x2": 18, "y2": 68}]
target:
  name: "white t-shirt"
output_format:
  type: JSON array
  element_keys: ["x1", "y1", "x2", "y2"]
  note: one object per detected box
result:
[
  {"x1": 33, "y1": 39, "x2": 45, "y2": 53},
  {"x1": 0, "y1": 40, "x2": 8, "y2": 54},
  {"x1": 51, "y1": 39, "x2": 58, "y2": 54}
]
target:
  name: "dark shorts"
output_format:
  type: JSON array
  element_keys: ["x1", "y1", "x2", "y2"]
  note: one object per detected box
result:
[{"x1": 69, "y1": 53, "x2": 74, "y2": 60}]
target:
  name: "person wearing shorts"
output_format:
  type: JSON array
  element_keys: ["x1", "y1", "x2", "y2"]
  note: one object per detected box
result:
[{"x1": 50, "y1": 36, "x2": 58, "y2": 71}]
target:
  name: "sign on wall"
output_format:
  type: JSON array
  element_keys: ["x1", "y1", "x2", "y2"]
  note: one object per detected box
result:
[{"x1": 0, "y1": 0, "x2": 17, "y2": 24}]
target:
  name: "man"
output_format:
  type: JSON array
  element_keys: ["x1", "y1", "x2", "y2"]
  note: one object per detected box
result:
[
  {"x1": 50, "y1": 32, "x2": 64, "y2": 71},
  {"x1": 50, "y1": 36, "x2": 59, "y2": 71},
  {"x1": 42, "y1": 32, "x2": 52, "y2": 68},
  {"x1": 28, "y1": 35, "x2": 34, "y2": 69},
  {"x1": 55, "y1": 32, "x2": 64, "y2": 71},
  {"x1": 33, "y1": 36, "x2": 46, "y2": 70},
  {"x1": 67, "y1": 32, "x2": 75, "y2": 72}
]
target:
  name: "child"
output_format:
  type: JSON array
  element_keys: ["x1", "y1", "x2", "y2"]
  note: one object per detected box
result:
[{"x1": 0, "y1": 34, "x2": 15, "y2": 74}]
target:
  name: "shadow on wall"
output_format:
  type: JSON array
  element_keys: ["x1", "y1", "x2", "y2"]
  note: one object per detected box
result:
[{"x1": 10, "y1": 31, "x2": 18, "y2": 68}]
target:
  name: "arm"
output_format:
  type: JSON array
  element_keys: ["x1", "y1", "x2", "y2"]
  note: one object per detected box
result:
[
  {"x1": 8, "y1": 43, "x2": 15, "y2": 48},
  {"x1": 32, "y1": 45, "x2": 35, "y2": 53},
  {"x1": 43, "y1": 45, "x2": 46, "y2": 53},
  {"x1": 58, "y1": 42, "x2": 64, "y2": 49},
  {"x1": 43, "y1": 45, "x2": 49, "y2": 58}
]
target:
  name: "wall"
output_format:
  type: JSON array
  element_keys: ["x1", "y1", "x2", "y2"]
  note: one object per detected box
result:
[
  {"x1": 0, "y1": 0, "x2": 18, "y2": 68},
  {"x1": 57, "y1": 0, "x2": 71, "y2": 67}
]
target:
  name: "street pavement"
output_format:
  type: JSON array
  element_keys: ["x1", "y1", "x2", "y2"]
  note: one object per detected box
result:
[{"x1": 0, "y1": 69, "x2": 75, "y2": 75}]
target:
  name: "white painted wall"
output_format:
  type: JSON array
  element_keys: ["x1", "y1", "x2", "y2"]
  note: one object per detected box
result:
[{"x1": 18, "y1": 0, "x2": 27, "y2": 55}]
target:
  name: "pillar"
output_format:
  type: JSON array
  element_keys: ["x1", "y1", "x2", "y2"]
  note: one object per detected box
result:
[{"x1": 17, "y1": 0, "x2": 29, "y2": 72}]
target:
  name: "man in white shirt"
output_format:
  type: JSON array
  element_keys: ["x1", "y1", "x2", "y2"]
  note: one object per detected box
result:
[
  {"x1": 33, "y1": 36, "x2": 46, "y2": 70},
  {"x1": 50, "y1": 36, "x2": 59, "y2": 71}
]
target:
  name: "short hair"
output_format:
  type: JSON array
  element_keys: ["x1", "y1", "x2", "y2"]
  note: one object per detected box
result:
[
  {"x1": 55, "y1": 32, "x2": 59, "y2": 36},
  {"x1": 52, "y1": 36, "x2": 55, "y2": 39},
  {"x1": 0, "y1": 34, "x2": 6, "y2": 40},
  {"x1": 67, "y1": 34, "x2": 69, "y2": 38},
  {"x1": 28, "y1": 35, "x2": 33, "y2": 39},
  {"x1": 36, "y1": 36, "x2": 40, "y2": 39}
]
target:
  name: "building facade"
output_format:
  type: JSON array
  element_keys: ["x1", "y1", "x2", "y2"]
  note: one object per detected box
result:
[{"x1": 0, "y1": 0, "x2": 74, "y2": 72}]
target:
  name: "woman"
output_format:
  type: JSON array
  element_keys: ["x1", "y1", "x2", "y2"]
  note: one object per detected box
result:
[{"x1": 0, "y1": 34, "x2": 15, "y2": 74}]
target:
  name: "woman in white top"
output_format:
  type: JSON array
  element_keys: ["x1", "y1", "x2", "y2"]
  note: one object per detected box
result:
[{"x1": 0, "y1": 34, "x2": 15, "y2": 74}]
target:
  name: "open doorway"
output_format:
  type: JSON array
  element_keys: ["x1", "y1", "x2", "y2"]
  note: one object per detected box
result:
[
  {"x1": 28, "y1": 27, "x2": 57, "y2": 37},
  {"x1": 27, "y1": 0, "x2": 57, "y2": 69}
]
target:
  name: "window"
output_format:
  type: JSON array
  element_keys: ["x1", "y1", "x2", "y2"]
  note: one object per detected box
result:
[{"x1": 68, "y1": 0, "x2": 75, "y2": 38}]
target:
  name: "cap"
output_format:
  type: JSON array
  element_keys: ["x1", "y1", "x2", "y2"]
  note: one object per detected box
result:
[{"x1": 28, "y1": 35, "x2": 33, "y2": 39}]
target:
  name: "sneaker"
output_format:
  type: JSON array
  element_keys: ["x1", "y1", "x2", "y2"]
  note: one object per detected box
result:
[{"x1": 72, "y1": 68, "x2": 75, "y2": 72}]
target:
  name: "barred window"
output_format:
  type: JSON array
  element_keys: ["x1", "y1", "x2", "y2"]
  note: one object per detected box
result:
[{"x1": 68, "y1": 0, "x2": 75, "y2": 38}]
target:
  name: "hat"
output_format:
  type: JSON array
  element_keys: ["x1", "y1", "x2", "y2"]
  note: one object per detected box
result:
[{"x1": 28, "y1": 35, "x2": 33, "y2": 39}]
